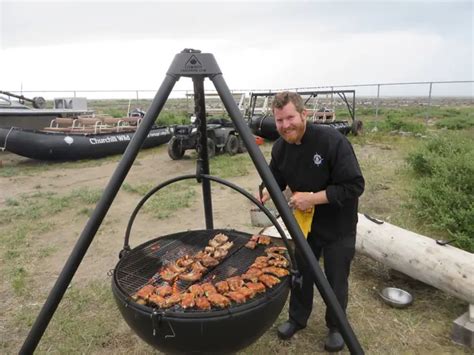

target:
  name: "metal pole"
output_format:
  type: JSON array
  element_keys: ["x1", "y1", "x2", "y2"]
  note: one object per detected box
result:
[
  {"x1": 426, "y1": 82, "x2": 433, "y2": 121},
  {"x1": 375, "y1": 84, "x2": 380, "y2": 118},
  {"x1": 211, "y1": 74, "x2": 364, "y2": 355},
  {"x1": 193, "y1": 76, "x2": 214, "y2": 229},
  {"x1": 20, "y1": 73, "x2": 179, "y2": 355}
]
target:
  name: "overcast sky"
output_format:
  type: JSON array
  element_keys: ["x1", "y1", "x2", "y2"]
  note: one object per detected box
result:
[{"x1": 1, "y1": 0, "x2": 473, "y2": 98}]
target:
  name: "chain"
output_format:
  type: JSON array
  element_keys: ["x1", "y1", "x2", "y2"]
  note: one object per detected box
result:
[{"x1": 194, "y1": 87, "x2": 203, "y2": 156}]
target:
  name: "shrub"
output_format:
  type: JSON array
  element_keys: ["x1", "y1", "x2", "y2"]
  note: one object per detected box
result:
[
  {"x1": 406, "y1": 133, "x2": 474, "y2": 252},
  {"x1": 156, "y1": 111, "x2": 189, "y2": 126}
]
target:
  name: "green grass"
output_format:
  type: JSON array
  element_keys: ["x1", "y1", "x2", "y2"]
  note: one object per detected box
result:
[
  {"x1": 209, "y1": 153, "x2": 253, "y2": 178},
  {"x1": 122, "y1": 180, "x2": 197, "y2": 219}
]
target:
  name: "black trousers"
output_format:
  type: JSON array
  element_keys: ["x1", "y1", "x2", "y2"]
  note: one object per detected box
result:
[{"x1": 289, "y1": 235, "x2": 355, "y2": 330}]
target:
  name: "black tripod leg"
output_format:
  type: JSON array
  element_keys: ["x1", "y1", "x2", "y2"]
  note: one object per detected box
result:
[
  {"x1": 20, "y1": 74, "x2": 179, "y2": 355},
  {"x1": 211, "y1": 74, "x2": 364, "y2": 355}
]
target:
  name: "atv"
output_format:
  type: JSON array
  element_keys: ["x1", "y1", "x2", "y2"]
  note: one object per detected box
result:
[{"x1": 167, "y1": 118, "x2": 246, "y2": 160}]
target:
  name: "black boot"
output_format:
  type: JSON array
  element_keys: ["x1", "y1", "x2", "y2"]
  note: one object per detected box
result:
[
  {"x1": 277, "y1": 321, "x2": 305, "y2": 340},
  {"x1": 324, "y1": 329, "x2": 344, "y2": 352}
]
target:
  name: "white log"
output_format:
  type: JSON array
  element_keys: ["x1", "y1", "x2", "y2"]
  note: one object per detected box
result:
[{"x1": 261, "y1": 213, "x2": 474, "y2": 304}]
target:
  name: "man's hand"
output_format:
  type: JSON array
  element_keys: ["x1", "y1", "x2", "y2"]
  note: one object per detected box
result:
[
  {"x1": 289, "y1": 190, "x2": 328, "y2": 211},
  {"x1": 256, "y1": 187, "x2": 271, "y2": 204}
]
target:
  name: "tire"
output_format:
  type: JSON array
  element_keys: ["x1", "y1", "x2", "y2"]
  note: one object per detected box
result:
[
  {"x1": 225, "y1": 134, "x2": 239, "y2": 155},
  {"x1": 207, "y1": 138, "x2": 216, "y2": 158},
  {"x1": 237, "y1": 135, "x2": 247, "y2": 153},
  {"x1": 351, "y1": 119, "x2": 363, "y2": 136},
  {"x1": 167, "y1": 137, "x2": 185, "y2": 160}
]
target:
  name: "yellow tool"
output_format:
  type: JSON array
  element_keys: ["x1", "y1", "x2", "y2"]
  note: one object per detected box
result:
[{"x1": 293, "y1": 207, "x2": 315, "y2": 238}]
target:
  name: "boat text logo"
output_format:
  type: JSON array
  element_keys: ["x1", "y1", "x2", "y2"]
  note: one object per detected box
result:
[{"x1": 183, "y1": 55, "x2": 206, "y2": 73}]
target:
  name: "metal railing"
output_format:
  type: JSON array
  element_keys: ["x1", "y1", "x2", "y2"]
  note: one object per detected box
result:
[{"x1": 4, "y1": 80, "x2": 473, "y2": 119}]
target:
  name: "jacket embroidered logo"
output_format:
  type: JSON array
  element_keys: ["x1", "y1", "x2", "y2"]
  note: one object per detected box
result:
[{"x1": 313, "y1": 153, "x2": 323, "y2": 166}]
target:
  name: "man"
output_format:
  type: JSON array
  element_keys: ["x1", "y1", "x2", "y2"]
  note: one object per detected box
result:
[{"x1": 259, "y1": 92, "x2": 364, "y2": 352}]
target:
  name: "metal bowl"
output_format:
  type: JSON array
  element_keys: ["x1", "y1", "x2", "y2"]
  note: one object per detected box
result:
[{"x1": 379, "y1": 287, "x2": 413, "y2": 308}]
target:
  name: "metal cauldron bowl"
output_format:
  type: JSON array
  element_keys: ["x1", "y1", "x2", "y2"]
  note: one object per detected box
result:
[{"x1": 379, "y1": 287, "x2": 413, "y2": 308}]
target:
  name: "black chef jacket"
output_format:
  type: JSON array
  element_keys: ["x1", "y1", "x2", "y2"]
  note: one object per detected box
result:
[{"x1": 269, "y1": 124, "x2": 365, "y2": 242}]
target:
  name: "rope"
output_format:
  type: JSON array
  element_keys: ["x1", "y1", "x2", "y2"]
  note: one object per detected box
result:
[{"x1": 0, "y1": 127, "x2": 15, "y2": 151}]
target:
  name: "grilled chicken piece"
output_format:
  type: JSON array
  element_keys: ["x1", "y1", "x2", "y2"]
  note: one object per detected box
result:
[
  {"x1": 207, "y1": 293, "x2": 231, "y2": 308},
  {"x1": 208, "y1": 239, "x2": 221, "y2": 248},
  {"x1": 155, "y1": 284, "x2": 173, "y2": 297},
  {"x1": 257, "y1": 235, "x2": 271, "y2": 245},
  {"x1": 227, "y1": 276, "x2": 244, "y2": 291},
  {"x1": 215, "y1": 280, "x2": 230, "y2": 294},
  {"x1": 237, "y1": 286, "x2": 256, "y2": 299},
  {"x1": 268, "y1": 257, "x2": 289, "y2": 268},
  {"x1": 262, "y1": 266, "x2": 289, "y2": 277},
  {"x1": 245, "y1": 240, "x2": 257, "y2": 249},
  {"x1": 219, "y1": 241, "x2": 234, "y2": 251},
  {"x1": 176, "y1": 255, "x2": 194, "y2": 268},
  {"x1": 201, "y1": 282, "x2": 218, "y2": 296},
  {"x1": 250, "y1": 234, "x2": 260, "y2": 242},
  {"x1": 195, "y1": 296, "x2": 211, "y2": 310},
  {"x1": 160, "y1": 268, "x2": 179, "y2": 283},
  {"x1": 212, "y1": 248, "x2": 228, "y2": 260},
  {"x1": 259, "y1": 274, "x2": 281, "y2": 288},
  {"x1": 181, "y1": 293, "x2": 195, "y2": 309},
  {"x1": 265, "y1": 246, "x2": 287, "y2": 254},
  {"x1": 267, "y1": 252, "x2": 287, "y2": 260},
  {"x1": 191, "y1": 261, "x2": 207, "y2": 274},
  {"x1": 213, "y1": 233, "x2": 229, "y2": 244},
  {"x1": 255, "y1": 256, "x2": 269, "y2": 263},
  {"x1": 188, "y1": 284, "x2": 205, "y2": 297},
  {"x1": 163, "y1": 293, "x2": 182, "y2": 308},
  {"x1": 245, "y1": 282, "x2": 266, "y2": 293},
  {"x1": 242, "y1": 268, "x2": 263, "y2": 283},
  {"x1": 201, "y1": 255, "x2": 219, "y2": 267},
  {"x1": 132, "y1": 284, "x2": 155, "y2": 301},
  {"x1": 194, "y1": 251, "x2": 208, "y2": 261},
  {"x1": 179, "y1": 270, "x2": 203, "y2": 282},
  {"x1": 250, "y1": 261, "x2": 269, "y2": 270},
  {"x1": 227, "y1": 291, "x2": 246, "y2": 304},
  {"x1": 168, "y1": 262, "x2": 187, "y2": 274},
  {"x1": 204, "y1": 246, "x2": 215, "y2": 253},
  {"x1": 172, "y1": 281, "x2": 183, "y2": 295},
  {"x1": 148, "y1": 294, "x2": 166, "y2": 308}
]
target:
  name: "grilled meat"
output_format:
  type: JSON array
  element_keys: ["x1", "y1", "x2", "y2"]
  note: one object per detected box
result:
[
  {"x1": 227, "y1": 276, "x2": 244, "y2": 291},
  {"x1": 250, "y1": 261, "x2": 269, "y2": 269},
  {"x1": 208, "y1": 239, "x2": 221, "y2": 248},
  {"x1": 201, "y1": 282, "x2": 218, "y2": 296},
  {"x1": 188, "y1": 284, "x2": 205, "y2": 297},
  {"x1": 236, "y1": 286, "x2": 256, "y2": 299},
  {"x1": 215, "y1": 280, "x2": 230, "y2": 293},
  {"x1": 201, "y1": 255, "x2": 219, "y2": 267},
  {"x1": 213, "y1": 233, "x2": 229, "y2": 244},
  {"x1": 265, "y1": 246, "x2": 287, "y2": 254},
  {"x1": 195, "y1": 296, "x2": 211, "y2": 310},
  {"x1": 204, "y1": 246, "x2": 215, "y2": 253},
  {"x1": 155, "y1": 284, "x2": 173, "y2": 297},
  {"x1": 259, "y1": 274, "x2": 281, "y2": 288},
  {"x1": 257, "y1": 235, "x2": 271, "y2": 245},
  {"x1": 245, "y1": 240, "x2": 257, "y2": 249},
  {"x1": 181, "y1": 293, "x2": 196, "y2": 309},
  {"x1": 163, "y1": 293, "x2": 182, "y2": 308},
  {"x1": 179, "y1": 270, "x2": 203, "y2": 282},
  {"x1": 160, "y1": 268, "x2": 179, "y2": 283},
  {"x1": 212, "y1": 248, "x2": 228, "y2": 260},
  {"x1": 245, "y1": 282, "x2": 266, "y2": 293},
  {"x1": 207, "y1": 293, "x2": 231, "y2": 308},
  {"x1": 227, "y1": 291, "x2": 246, "y2": 304},
  {"x1": 168, "y1": 262, "x2": 187, "y2": 274},
  {"x1": 241, "y1": 268, "x2": 263, "y2": 283},
  {"x1": 219, "y1": 241, "x2": 234, "y2": 251},
  {"x1": 191, "y1": 261, "x2": 207, "y2": 274},
  {"x1": 255, "y1": 256, "x2": 269, "y2": 263},
  {"x1": 250, "y1": 234, "x2": 260, "y2": 242},
  {"x1": 268, "y1": 257, "x2": 289, "y2": 268},
  {"x1": 262, "y1": 266, "x2": 289, "y2": 277},
  {"x1": 172, "y1": 281, "x2": 183, "y2": 295},
  {"x1": 148, "y1": 294, "x2": 166, "y2": 308},
  {"x1": 176, "y1": 255, "x2": 194, "y2": 268},
  {"x1": 133, "y1": 284, "x2": 155, "y2": 301}
]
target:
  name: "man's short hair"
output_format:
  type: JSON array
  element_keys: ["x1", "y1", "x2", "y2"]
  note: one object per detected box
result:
[{"x1": 272, "y1": 91, "x2": 305, "y2": 114}]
